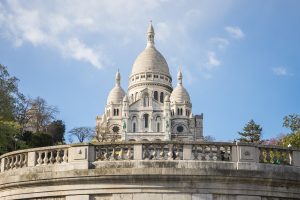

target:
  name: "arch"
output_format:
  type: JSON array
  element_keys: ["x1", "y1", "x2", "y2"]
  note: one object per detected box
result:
[
  {"x1": 144, "y1": 113, "x2": 149, "y2": 128},
  {"x1": 154, "y1": 91, "x2": 158, "y2": 101},
  {"x1": 128, "y1": 139, "x2": 136, "y2": 141},
  {"x1": 143, "y1": 93, "x2": 149, "y2": 107},
  {"x1": 160, "y1": 92, "x2": 164, "y2": 103},
  {"x1": 156, "y1": 116, "x2": 161, "y2": 132},
  {"x1": 180, "y1": 108, "x2": 183, "y2": 115},
  {"x1": 132, "y1": 116, "x2": 138, "y2": 133}
]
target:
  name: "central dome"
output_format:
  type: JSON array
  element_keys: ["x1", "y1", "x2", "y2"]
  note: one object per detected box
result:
[
  {"x1": 130, "y1": 23, "x2": 171, "y2": 77},
  {"x1": 131, "y1": 45, "x2": 170, "y2": 75}
]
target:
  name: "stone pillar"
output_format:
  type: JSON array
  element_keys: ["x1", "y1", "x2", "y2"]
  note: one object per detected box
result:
[
  {"x1": 27, "y1": 151, "x2": 36, "y2": 167},
  {"x1": 232, "y1": 144, "x2": 258, "y2": 163},
  {"x1": 183, "y1": 145, "x2": 192, "y2": 160},
  {"x1": 66, "y1": 195, "x2": 89, "y2": 200},
  {"x1": 68, "y1": 144, "x2": 95, "y2": 170},
  {"x1": 134, "y1": 144, "x2": 143, "y2": 160},
  {"x1": 292, "y1": 150, "x2": 300, "y2": 167}
]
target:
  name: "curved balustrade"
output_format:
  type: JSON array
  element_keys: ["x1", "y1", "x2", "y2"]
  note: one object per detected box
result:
[
  {"x1": 258, "y1": 145, "x2": 292, "y2": 165},
  {"x1": 0, "y1": 142, "x2": 299, "y2": 173}
]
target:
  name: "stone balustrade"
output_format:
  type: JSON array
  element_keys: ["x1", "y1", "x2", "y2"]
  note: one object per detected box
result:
[{"x1": 1, "y1": 142, "x2": 300, "y2": 173}]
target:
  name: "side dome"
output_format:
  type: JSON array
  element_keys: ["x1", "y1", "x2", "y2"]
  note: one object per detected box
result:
[
  {"x1": 107, "y1": 86, "x2": 125, "y2": 104},
  {"x1": 170, "y1": 70, "x2": 191, "y2": 104},
  {"x1": 107, "y1": 70, "x2": 126, "y2": 104},
  {"x1": 170, "y1": 85, "x2": 190, "y2": 103}
]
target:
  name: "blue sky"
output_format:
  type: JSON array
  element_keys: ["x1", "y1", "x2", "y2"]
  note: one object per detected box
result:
[{"x1": 0, "y1": 0, "x2": 299, "y2": 141}]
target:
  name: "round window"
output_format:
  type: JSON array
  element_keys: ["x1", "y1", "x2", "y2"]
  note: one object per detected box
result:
[
  {"x1": 112, "y1": 126, "x2": 119, "y2": 133},
  {"x1": 177, "y1": 126, "x2": 184, "y2": 133}
]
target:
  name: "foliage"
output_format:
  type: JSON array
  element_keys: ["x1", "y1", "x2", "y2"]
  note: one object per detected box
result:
[
  {"x1": 238, "y1": 119, "x2": 262, "y2": 143},
  {"x1": 281, "y1": 131, "x2": 300, "y2": 148},
  {"x1": 47, "y1": 120, "x2": 66, "y2": 144},
  {"x1": 68, "y1": 127, "x2": 94, "y2": 143},
  {"x1": 0, "y1": 120, "x2": 20, "y2": 154},
  {"x1": 283, "y1": 114, "x2": 300, "y2": 133}
]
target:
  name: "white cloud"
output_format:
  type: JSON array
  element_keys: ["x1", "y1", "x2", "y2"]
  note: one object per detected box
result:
[
  {"x1": 207, "y1": 51, "x2": 221, "y2": 67},
  {"x1": 225, "y1": 26, "x2": 244, "y2": 39},
  {"x1": 210, "y1": 37, "x2": 229, "y2": 49},
  {"x1": 64, "y1": 38, "x2": 103, "y2": 69},
  {"x1": 272, "y1": 67, "x2": 289, "y2": 76},
  {"x1": 0, "y1": 0, "x2": 236, "y2": 70}
]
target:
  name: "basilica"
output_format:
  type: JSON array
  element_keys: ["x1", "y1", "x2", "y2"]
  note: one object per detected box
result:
[{"x1": 96, "y1": 23, "x2": 203, "y2": 141}]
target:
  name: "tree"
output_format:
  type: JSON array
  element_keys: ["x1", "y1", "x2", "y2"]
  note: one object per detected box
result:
[
  {"x1": 238, "y1": 119, "x2": 262, "y2": 143},
  {"x1": 0, "y1": 64, "x2": 23, "y2": 121},
  {"x1": 281, "y1": 114, "x2": 300, "y2": 148},
  {"x1": 47, "y1": 120, "x2": 66, "y2": 144},
  {"x1": 283, "y1": 114, "x2": 300, "y2": 133},
  {"x1": 68, "y1": 127, "x2": 94, "y2": 143},
  {"x1": 203, "y1": 135, "x2": 215, "y2": 142},
  {"x1": 0, "y1": 120, "x2": 20, "y2": 155},
  {"x1": 26, "y1": 97, "x2": 58, "y2": 133}
]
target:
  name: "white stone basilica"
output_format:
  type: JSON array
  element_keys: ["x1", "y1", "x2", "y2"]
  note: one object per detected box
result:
[{"x1": 96, "y1": 23, "x2": 203, "y2": 141}]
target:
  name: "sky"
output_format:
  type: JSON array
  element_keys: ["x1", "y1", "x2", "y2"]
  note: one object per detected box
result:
[{"x1": 0, "y1": 0, "x2": 299, "y2": 142}]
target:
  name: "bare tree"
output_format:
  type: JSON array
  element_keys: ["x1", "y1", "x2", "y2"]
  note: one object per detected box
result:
[
  {"x1": 96, "y1": 123, "x2": 120, "y2": 143},
  {"x1": 68, "y1": 127, "x2": 94, "y2": 143},
  {"x1": 26, "y1": 97, "x2": 58, "y2": 133}
]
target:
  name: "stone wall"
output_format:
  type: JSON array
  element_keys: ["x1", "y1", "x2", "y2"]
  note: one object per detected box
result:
[{"x1": 1, "y1": 142, "x2": 300, "y2": 200}]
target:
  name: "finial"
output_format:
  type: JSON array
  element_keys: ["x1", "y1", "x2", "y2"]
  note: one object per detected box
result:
[
  {"x1": 115, "y1": 69, "x2": 121, "y2": 86},
  {"x1": 147, "y1": 21, "x2": 155, "y2": 47},
  {"x1": 177, "y1": 68, "x2": 183, "y2": 86}
]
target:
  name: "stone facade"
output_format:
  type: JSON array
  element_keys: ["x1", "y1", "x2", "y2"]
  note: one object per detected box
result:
[{"x1": 96, "y1": 23, "x2": 203, "y2": 142}]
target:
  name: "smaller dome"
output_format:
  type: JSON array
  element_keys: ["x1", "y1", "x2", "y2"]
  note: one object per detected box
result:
[
  {"x1": 107, "y1": 70, "x2": 126, "y2": 104},
  {"x1": 170, "y1": 70, "x2": 191, "y2": 104},
  {"x1": 107, "y1": 86, "x2": 125, "y2": 104},
  {"x1": 170, "y1": 85, "x2": 190, "y2": 103}
]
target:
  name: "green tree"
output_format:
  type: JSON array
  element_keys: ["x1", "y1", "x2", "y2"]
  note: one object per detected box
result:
[
  {"x1": 0, "y1": 120, "x2": 20, "y2": 155},
  {"x1": 238, "y1": 119, "x2": 262, "y2": 143},
  {"x1": 281, "y1": 114, "x2": 300, "y2": 148},
  {"x1": 47, "y1": 120, "x2": 66, "y2": 144},
  {"x1": 283, "y1": 114, "x2": 300, "y2": 133}
]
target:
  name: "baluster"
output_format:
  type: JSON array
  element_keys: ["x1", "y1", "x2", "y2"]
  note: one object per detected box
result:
[
  {"x1": 278, "y1": 150, "x2": 284, "y2": 164},
  {"x1": 118, "y1": 147, "x2": 124, "y2": 160},
  {"x1": 167, "y1": 144, "x2": 173, "y2": 160},
  {"x1": 10, "y1": 156, "x2": 15, "y2": 169},
  {"x1": 193, "y1": 145, "x2": 198, "y2": 160},
  {"x1": 273, "y1": 149, "x2": 278, "y2": 164},
  {"x1": 18, "y1": 154, "x2": 23, "y2": 168},
  {"x1": 266, "y1": 149, "x2": 271, "y2": 163},
  {"x1": 126, "y1": 146, "x2": 133, "y2": 160},
  {"x1": 224, "y1": 146, "x2": 229, "y2": 161},
  {"x1": 14, "y1": 155, "x2": 19, "y2": 169},
  {"x1": 55, "y1": 150, "x2": 62, "y2": 164},
  {"x1": 259, "y1": 148, "x2": 265, "y2": 163},
  {"x1": 288, "y1": 150, "x2": 292, "y2": 165},
  {"x1": 6, "y1": 157, "x2": 11, "y2": 170},
  {"x1": 63, "y1": 149, "x2": 68, "y2": 163},
  {"x1": 143, "y1": 145, "x2": 150, "y2": 160},
  {"x1": 216, "y1": 146, "x2": 221, "y2": 161},
  {"x1": 23, "y1": 153, "x2": 28, "y2": 167},
  {"x1": 43, "y1": 151, "x2": 49, "y2": 165},
  {"x1": 50, "y1": 151, "x2": 55, "y2": 164},
  {"x1": 151, "y1": 145, "x2": 157, "y2": 160},
  {"x1": 110, "y1": 147, "x2": 116, "y2": 161},
  {"x1": 159, "y1": 145, "x2": 165, "y2": 160}
]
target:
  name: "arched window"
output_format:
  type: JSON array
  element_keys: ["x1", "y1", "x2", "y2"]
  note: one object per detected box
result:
[
  {"x1": 133, "y1": 122, "x2": 136, "y2": 133},
  {"x1": 132, "y1": 116, "x2": 137, "y2": 132},
  {"x1": 144, "y1": 114, "x2": 149, "y2": 128},
  {"x1": 143, "y1": 93, "x2": 149, "y2": 107},
  {"x1": 177, "y1": 108, "x2": 180, "y2": 115},
  {"x1": 113, "y1": 109, "x2": 116, "y2": 116},
  {"x1": 180, "y1": 108, "x2": 183, "y2": 115},
  {"x1": 117, "y1": 109, "x2": 119, "y2": 116},
  {"x1": 156, "y1": 116, "x2": 161, "y2": 132},
  {"x1": 154, "y1": 91, "x2": 158, "y2": 101},
  {"x1": 160, "y1": 92, "x2": 164, "y2": 103}
]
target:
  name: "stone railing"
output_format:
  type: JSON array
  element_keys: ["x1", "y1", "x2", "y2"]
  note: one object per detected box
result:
[{"x1": 1, "y1": 142, "x2": 300, "y2": 173}]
